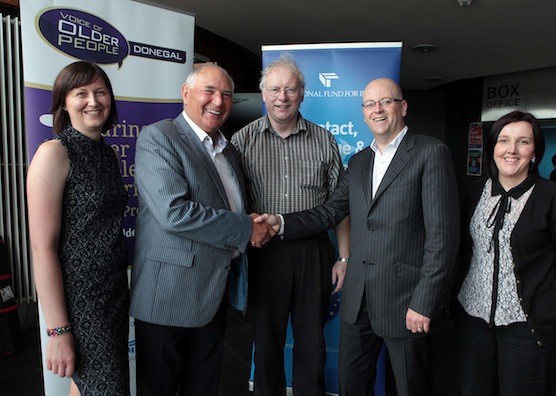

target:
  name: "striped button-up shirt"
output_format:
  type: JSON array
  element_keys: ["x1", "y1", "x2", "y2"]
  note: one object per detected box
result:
[{"x1": 231, "y1": 114, "x2": 344, "y2": 214}]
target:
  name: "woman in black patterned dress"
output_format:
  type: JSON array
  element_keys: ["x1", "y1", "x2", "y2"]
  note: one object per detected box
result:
[{"x1": 27, "y1": 62, "x2": 130, "y2": 395}]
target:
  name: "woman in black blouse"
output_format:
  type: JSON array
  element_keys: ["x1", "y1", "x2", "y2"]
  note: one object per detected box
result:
[{"x1": 456, "y1": 110, "x2": 556, "y2": 395}]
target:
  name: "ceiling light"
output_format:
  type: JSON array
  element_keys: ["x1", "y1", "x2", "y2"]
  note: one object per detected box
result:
[
  {"x1": 457, "y1": 0, "x2": 473, "y2": 6},
  {"x1": 411, "y1": 44, "x2": 438, "y2": 54}
]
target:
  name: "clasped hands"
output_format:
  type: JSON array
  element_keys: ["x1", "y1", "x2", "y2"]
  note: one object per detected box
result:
[{"x1": 249, "y1": 213, "x2": 281, "y2": 247}]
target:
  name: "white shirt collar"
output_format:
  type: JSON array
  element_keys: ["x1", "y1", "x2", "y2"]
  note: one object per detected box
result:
[
  {"x1": 370, "y1": 126, "x2": 409, "y2": 153},
  {"x1": 182, "y1": 110, "x2": 227, "y2": 153}
]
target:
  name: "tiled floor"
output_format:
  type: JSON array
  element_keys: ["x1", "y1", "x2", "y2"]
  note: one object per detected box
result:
[
  {"x1": 0, "y1": 309, "x2": 460, "y2": 396},
  {"x1": 0, "y1": 325, "x2": 44, "y2": 395},
  {"x1": 219, "y1": 309, "x2": 255, "y2": 396},
  {"x1": 0, "y1": 309, "x2": 254, "y2": 396}
]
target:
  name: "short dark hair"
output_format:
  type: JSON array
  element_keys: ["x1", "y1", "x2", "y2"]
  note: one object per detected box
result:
[
  {"x1": 486, "y1": 110, "x2": 545, "y2": 179},
  {"x1": 51, "y1": 61, "x2": 117, "y2": 134}
]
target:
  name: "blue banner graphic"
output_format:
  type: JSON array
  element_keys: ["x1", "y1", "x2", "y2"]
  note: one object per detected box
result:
[{"x1": 263, "y1": 43, "x2": 402, "y2": 166}]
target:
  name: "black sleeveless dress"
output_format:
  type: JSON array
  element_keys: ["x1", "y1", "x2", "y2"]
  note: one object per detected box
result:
[{"x1": 56, "y1": 127, "x2": 130, "y2": 395}]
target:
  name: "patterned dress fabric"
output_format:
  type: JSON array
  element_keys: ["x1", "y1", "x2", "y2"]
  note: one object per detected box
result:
[{"x1": 56, "y1": 127, "x2": 130, "y2": 395}]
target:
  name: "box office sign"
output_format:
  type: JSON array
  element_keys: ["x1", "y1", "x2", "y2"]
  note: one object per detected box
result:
[{"x1": 482, "y1": 67, "x2": 556, "y2": 121}]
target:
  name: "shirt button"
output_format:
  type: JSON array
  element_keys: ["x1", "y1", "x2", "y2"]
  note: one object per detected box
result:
[
  {"x1": 284, "y1": 193, "x2": 288, "y2": 198},
  {"x1": 531, "y1": 329, "x2": 535, "y2": 334},
  {"x1": 285, "y1": 175, "x2": 288, "y2": 178},
  {"x1": 516, "y1": 279, "x2": 520, "y2": 284},
  {"x1": 537, "y1": 340, "x2": 543, "y2": 346}
]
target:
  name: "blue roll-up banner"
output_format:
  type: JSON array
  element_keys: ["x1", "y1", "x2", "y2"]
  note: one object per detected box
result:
[{"x1": 249, "y1": 42, "x2": 402, "y2": 395}]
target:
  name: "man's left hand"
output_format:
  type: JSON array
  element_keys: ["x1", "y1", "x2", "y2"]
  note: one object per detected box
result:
[
  {"x1": 405, "y1": 308, "x2": 431, "y2": 334},
  {"x1": 331, "y1": 260, "x2": 347, "y2": 293}
]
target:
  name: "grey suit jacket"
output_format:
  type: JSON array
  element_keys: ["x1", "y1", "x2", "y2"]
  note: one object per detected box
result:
[
  {"x1": 129, "y1": 114, "x2": 252, "y2": 328},
  {"x1": 284, "y1": 132, "x2": 460, "y2": 338}
]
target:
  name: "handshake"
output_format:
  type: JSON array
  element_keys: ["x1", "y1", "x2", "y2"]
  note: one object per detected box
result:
[{"x1": 249, "y1": 213, "x2": 281, "y2": 248}]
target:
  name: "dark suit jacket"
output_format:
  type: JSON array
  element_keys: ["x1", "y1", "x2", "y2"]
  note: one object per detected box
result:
[
  {"x1": 283, "y1": 131, "x2": 460, "y2": 338},
  {"x1": 130, "y1": 115, "x2": 252, "y2": 328},
  {"x1": 456, "y1": 176, "x2": 556, "y2": 346}
]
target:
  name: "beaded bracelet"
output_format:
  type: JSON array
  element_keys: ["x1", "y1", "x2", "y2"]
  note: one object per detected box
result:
[{"x1": 46, "y1": 324, "x2": 72, "y2": 337}]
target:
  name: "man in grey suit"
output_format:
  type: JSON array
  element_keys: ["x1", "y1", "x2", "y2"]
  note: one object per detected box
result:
[
  {"x1": 258, "y1": 78, "x2": 459, "y2": 395},
  {"x1": 130, "y1": 64, "x2": 274, "y2": 396}
]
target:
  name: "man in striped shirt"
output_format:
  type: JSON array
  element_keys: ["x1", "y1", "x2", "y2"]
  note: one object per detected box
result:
[{"x1": 231, "y1": 55, "x2": 350, "y2": 396}]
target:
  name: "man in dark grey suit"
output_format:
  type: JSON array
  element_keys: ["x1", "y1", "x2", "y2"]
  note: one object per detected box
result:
[
  {"x1": 130, "y1": 65, "x2": 274, "y2": 396},
  {"x1": 258, "y1": 78, "x2": 459, "y2": 395}
]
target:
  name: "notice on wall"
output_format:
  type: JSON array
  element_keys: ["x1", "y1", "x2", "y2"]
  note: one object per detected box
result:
[{"x1": 467, "y1": 122, "x2": 483, "y2": 176}]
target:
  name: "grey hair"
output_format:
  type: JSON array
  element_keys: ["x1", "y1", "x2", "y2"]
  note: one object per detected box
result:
[
  {"x1": 259, "y1": 53, "x2": 305, "y2": 91},
  {"x1": 185, "y1": 64, "x2": 235, "y2": 92}
]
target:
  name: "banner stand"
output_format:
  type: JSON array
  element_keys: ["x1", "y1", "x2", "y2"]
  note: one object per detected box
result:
[{"x1": 20, "y1": 2, "x2": 194, "y2": 394}]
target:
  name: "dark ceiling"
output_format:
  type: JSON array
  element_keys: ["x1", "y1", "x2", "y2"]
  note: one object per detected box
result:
[{"x1": 145, "y1": 0, "x2": 556, "y2": 90}]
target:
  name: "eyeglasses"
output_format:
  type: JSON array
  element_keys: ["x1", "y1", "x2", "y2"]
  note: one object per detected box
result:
[
  {"x1": 265, "y1": 87, "x2": 301, "y2": 98},
  {"x1": 362, "y1": 98, "x2": 403, "y2": 109}
]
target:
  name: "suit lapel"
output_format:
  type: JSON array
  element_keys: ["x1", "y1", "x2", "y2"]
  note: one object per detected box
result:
[
  {"x1": 358, "y1": 148, "x2": 375, "y2": 205},
  {"x1": 222, "y1": 146, "x2": 247, "y2": 212},
  {"x1": 369, "y1": 133, "x2": 415, "y2": 211},
  {"x1": 174, "y1": 115, "x2": 231, "y2": 209}
]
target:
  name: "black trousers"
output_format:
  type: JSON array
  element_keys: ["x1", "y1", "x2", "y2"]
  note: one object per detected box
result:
[
  {"x1": 249, "y1": 234, "x2": 335, "y2": 396},
  {"x1": 134, "y1": 297, "x2": 227, "y2": 396},
  {"x1": 457, "y1": 310, "x2": 556, "y2": 396},
  {"x1": 338, "y1": 296, "x2": 433, "y2": 396}
]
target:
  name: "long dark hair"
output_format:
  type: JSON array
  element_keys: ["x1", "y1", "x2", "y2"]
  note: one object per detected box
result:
[
  {"x1": 50, "y1": 61, "x2": 118, "y2": 134},
  {"x1": 486, "y1": 110, "x2": 545, "y2": 179}
]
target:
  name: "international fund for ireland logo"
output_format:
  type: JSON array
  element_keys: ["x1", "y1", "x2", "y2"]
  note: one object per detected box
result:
[{"x1": 319, "y1": 72, "x2": 339, "y2": 87}]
